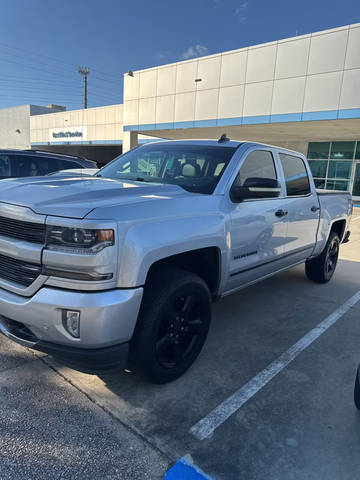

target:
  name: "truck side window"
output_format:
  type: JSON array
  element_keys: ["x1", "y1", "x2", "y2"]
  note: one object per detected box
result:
[
  {"x1": 235, "y1": 150, "x2": 277, "y2": 187},
  {"x1": 279, "y1": 153, "x2": 310, "y2": 196},
  {"x1": 13, "y1": 156, "x2": 60, "y2": 176}
]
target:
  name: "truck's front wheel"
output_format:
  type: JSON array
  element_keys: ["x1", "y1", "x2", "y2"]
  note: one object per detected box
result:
[
  {"x1": 305, "y1": 231, "x2": 340, "y2": 283},
  {"x1": 130, "y1": 267, "x2": 211, "y2": 384}
]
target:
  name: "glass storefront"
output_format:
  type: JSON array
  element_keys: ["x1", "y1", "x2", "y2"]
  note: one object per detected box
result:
[
  {"x1": 353, "y1": 164, "x2": 360, "y2": 197},
  {"x1": 330, "y1": 142, "x2": 355, "y2": 160},
  {"x1": 307, "y1": 141, "x2": 360, "y2": 197},
  {"x1": 308, "y1": 142, "x2": 330, "y2": 159}
]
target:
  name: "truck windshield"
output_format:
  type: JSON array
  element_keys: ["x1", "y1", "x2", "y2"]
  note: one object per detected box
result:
[{"x1": 97, "y1": 144, "x2": 237, "y2": 194}]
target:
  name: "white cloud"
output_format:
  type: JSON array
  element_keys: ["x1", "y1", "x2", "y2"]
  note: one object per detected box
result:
[
  {"x1": 157, "y1": 52, "x2": 166, "y2": 59},
  {"x1": 235, "y1": 2, "x2": 248, "y2": 22},
  {"x1": 182, "y1": 45, "x2": 209, "y2": 60}
]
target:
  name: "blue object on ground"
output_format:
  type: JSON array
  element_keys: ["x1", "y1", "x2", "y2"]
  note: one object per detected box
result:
[{"x1": 164, "y1": 457, "x2": 212, "y2": 480}]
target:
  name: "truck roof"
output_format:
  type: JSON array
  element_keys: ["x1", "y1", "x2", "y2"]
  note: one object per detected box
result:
[
  {"x1": 140, "y1": 139, "x2": 304, "y2": 157},
  {"x1": 140, "y1": 139, "x2": 243, "y2": 148}
]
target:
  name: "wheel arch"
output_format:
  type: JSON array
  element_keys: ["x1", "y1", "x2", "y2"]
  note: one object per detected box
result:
[
  {"x1": 330, "y1": 219, "x2": 346, "y2": 241},
  {"x1": 145, "y1": 247, "x2": 222, "y2": 299}
]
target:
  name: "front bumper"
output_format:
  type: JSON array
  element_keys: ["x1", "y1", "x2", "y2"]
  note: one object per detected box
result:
[
  {"x1": 0, "y1": 285, "x2": 143, "y2": 372},
  {"x1": 0, "y1": 318, "x2": 130, "y2": 373}
]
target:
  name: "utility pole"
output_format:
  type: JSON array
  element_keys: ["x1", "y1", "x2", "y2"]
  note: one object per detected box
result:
[{"x1": 78, "y1": 66, "x2": 90, "y2": 109}]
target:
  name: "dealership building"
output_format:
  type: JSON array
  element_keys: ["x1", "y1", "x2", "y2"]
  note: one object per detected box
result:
[{"x1": 1, "y1": 22, "x2": 360, "y2": 198}]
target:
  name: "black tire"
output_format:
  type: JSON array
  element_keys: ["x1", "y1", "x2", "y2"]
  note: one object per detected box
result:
[
  {"x1": 129, "y1": 266, "x2": 212, "y2": 384},
  {"x1": 354, "y1": 367, "x2": 360, "y2": 410},
  {"x1": 305, "y1": 232, "x2": 340, "y2": 284}
]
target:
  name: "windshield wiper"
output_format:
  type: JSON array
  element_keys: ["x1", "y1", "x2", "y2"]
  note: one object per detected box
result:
[{"x1": 134, "y1": 177, "x2": 155, "y2": 182}]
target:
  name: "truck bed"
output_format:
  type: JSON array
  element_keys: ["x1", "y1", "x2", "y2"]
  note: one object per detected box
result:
[{"x1": 316, "y1": 189, "x2": 351, "y2": 196}]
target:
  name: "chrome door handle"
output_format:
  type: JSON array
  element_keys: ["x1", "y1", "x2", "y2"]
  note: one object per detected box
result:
[
  {"x1": 275, "y1": 209, "x2": 288, "y2": 217},
  {"x1": 311, "y1": 205, "x2": 320, "y2": 212}
]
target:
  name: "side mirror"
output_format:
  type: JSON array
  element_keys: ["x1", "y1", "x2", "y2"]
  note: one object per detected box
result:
[{"x1": 230, "y1": 177, "x2": 281, "y2": 202}]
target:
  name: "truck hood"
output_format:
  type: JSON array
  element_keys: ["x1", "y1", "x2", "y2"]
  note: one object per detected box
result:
[{"x1": 0, "y1": 176, "x2": 189, "y2": 218}]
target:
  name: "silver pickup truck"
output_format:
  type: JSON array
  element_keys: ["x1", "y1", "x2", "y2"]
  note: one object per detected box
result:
[{"x1": 0, "y1": 138, "x2": 352, "y2": 383}]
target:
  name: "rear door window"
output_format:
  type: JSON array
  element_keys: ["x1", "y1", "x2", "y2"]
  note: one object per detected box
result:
[{"x1": 279, "y1": 153, "x2": 311, "y2": 196}]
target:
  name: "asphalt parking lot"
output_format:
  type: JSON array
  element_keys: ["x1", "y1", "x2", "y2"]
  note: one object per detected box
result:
[{"x1": 1, "y1": 209, "x2": 360, "y2": 480}]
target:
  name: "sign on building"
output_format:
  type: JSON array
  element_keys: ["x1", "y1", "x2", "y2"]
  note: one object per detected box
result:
[{"x1": 49, "y1": 126, "x2": 87, "y2": 142}]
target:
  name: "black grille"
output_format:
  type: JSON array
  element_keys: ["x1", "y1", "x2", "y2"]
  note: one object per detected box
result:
[
  {"x1": 0, "y1": 216, "x2": 46, "y2": 244},
  {"x1": 0, "y1": 253, "x2": 42, "y2": 287}
]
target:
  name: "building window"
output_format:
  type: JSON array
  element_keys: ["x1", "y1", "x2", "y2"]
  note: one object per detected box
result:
[
  {"x1": 308, "y1": 160, "x2": 328, "y2": 178},
  {"x1": 355, "y1": 141, "x2": 360, "y2": 160},
  {"x1": 325, "y1": 180, "x2": 350, "y2": 191},
  {"x1": 327, "y1": 161, "x2": 352, "y2": 179},
  {"x1": 353, "y1": 164, "x2": 360, "y2": 196},
  {"x1": 307, "y1": 141, "x2": 360, "y2": 193},
  {"x1": 307, "y1": 142, "x2": 330, "y2": 159},
  {"x1": 330, "y1": 141, "x2": 355, "y2": 160},
  {"x1": 313, "y1": 179, "x2": 326, "y2": 189}
]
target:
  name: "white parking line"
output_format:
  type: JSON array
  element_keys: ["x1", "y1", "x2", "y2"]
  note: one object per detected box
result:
[
  {"x1": 352, "y1": 216, "x2": 360, "y2": 222},
  {"x1": 190, "y1": 290, "x2": 360, "y2": 441}
]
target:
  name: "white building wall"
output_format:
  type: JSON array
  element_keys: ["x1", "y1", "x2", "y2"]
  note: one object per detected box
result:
[
  {"x1": 123, "y1": 23, "x2": 360, "y2": 129},
  {"x1": 0, "y1": 104, "x2": 62, "y2": 149},
  {"x1": 30, "y1": 104, "x2": 124, "y2": 145}
]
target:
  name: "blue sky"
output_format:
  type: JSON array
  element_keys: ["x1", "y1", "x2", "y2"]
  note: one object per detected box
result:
[{"x1": 0, "y1": 0, "x2": 359, "y2": 110}]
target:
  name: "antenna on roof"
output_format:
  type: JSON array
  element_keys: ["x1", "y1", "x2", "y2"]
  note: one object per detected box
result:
[{"x1": 218, "y1": 133, "x2": 230, "y2": 143}]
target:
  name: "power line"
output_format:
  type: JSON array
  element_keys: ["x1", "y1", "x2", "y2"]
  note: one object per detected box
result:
[
  {"x1": 0, "y1": 55, "x2": 78, "y2": 81},
  {"x1": 0, "y1": 82, "x2": 120, "y2": 104},
  {"x1": 0, "y1": 83, "x2": 81, "y2": 94},
  {"x1": 0, "y1": 41, "x2": 122, "y2": 83},
  {"x1": 0, "y1": 78, "x2": 120, "y2": 102},
  {"x1": 0, "y1": 55, "x2": 121, "y2": 91},
  {"x1": 0, "y1": 73, "x2": 77, "y2": 85}
]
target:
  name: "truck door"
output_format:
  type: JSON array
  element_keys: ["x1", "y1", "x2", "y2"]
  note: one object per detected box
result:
[
  {"x1": 225, "y1": 149, "x2": 288, "y2": 292},
  {"x1": 277, "y1": 152, "x2": 319, "y2": 260}
]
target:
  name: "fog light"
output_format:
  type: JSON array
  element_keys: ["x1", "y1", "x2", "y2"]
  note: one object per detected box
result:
[{"x1": 62, "y1": 310, "x2": 80, "y2": 338}]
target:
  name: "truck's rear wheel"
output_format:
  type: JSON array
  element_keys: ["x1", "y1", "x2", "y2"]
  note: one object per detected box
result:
[
  {"x1": 305, "y1": 232, "x2": 340, "y2": 284},
  {"x1": 130, "y1": 267, "x2": 211, "y2": 384}
]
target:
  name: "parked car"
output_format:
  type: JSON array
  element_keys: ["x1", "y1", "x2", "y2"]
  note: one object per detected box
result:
[
  {"x1": 48, "y1": 168, "x2": 99, "y2": 177},
  {"x1": 0, "y1": 149, "x2": 97, "y2": 179},
  {"x1": 0, "y1": 138, "x2": 352, "y2": 383}
]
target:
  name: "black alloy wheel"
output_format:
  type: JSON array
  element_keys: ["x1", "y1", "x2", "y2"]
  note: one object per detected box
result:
[
  {"x1": 155, "y1": 293, "x2": 206, "y2": 369},
  {"x1": 305, "y1": 232, "x2": 340, "y2": 284},
  {"x1": 130, "y1": 267, "x2": 211, "y2": 384},
  {"x1": 324, "y1": 236, "x2": 340, "y2": 281}
]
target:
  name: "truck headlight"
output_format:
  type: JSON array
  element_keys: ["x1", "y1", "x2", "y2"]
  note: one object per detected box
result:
[{"x1": 46, "y1": 227, "x2": 114, "y2": 254}]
